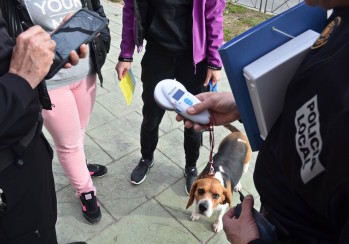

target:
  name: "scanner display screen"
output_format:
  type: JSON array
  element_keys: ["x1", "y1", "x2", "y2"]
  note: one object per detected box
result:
[{"x1": 172, "y1": 89, "x2": 185, "y2": 101}]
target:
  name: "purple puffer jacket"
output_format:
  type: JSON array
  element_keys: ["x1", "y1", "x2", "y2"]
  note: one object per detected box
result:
[{"x1": 119, "y1": 0, "x2": 226, "y2": 68}]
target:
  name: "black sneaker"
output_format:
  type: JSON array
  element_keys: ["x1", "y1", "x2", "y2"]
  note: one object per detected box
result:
[
  {"x1": 184, "y1": 166, "x2": 198, "y2": 195},
  {"x1": 87, "y1": 162, "x2": 108, "y2": 177},
  {"x1": 130, "y1": 158, "x2": 154, "y2": 185},
  {"x1": 80, "y1": 191, "x2": 102, "y2": 224}
]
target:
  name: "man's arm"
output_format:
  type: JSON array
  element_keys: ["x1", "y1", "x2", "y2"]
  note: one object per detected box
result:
[
  {"x1": 119, "y1": 0, "x2": 136, "y2": 59},
  {"x1": 115, "y1": 0, "x2": 135, "y2": 80},
  {"x1": 0, "y1": 25, "x2": 55, "y2": 135},
  {"x1": 204, "y1": 0, "x2": 226, "y2": 69}
]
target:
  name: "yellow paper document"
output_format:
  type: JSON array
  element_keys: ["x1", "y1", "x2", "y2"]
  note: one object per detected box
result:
[{"x1": 118, "y1": 69, "x2": 136, "y2": 106}]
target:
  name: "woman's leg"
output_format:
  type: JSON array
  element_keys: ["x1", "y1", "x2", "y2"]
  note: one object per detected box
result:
[
  {"x1": 71, "y1": 74, "x2": 97, "y2": 147},
  {"x1": 175, "y1": 57, "x2": 207, "y2": 194},
  {"x1": 42, "y1": 78, "x2": 96, "y2": 197}
]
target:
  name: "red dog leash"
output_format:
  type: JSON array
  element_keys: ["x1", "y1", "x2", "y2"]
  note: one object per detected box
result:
[
  {"x1": 207, "y1": 121, "x2": 215, "y2": 176},
  {"x1": 207, "y1": 80, "x2": 217, "y2": 176}
]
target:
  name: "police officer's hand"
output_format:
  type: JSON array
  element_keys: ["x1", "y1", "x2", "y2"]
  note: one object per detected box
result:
[
  {"x1": 176, "y1": 92, "x2": 240, "y2": 131},
  {"x1": 223, "y1": 195, "x2": 260, "y2": 244},
  {"x1": 9, "y1": 25, "x2": 56, "y2": 88}
]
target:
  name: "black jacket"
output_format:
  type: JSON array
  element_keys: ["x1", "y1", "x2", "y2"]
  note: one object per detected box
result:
[
  {"x1": 81, "y1": 0, "x2": 111, "y2": 85},
  {"x1": 254, "y1": 8, "x2": 349, "y2": 244},
  {"x1": 0, "y1": 17, "x2": 40, "y2": 150}
]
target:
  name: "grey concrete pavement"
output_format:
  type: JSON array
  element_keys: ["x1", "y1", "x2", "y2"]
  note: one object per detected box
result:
[{"x1": 44, "y1": 1, "x2": 259, "y2": 243}]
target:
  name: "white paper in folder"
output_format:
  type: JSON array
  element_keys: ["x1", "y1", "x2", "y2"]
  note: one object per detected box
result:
[{"x1": 243, "y1": 30, "x2": 320, "y2": 140}]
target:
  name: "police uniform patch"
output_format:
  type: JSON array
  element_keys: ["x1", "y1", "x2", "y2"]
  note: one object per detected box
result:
[{"x1": 311, "y1": 17, "x2": 341, "y2": 49}]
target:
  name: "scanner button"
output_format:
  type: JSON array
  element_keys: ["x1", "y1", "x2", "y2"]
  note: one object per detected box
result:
[
  {"x1": 175, "y1": 108, "x2": 182, "y2": 113},
  {"x1": 184, "y1": 98, "x2": 193, "y2": 106}
]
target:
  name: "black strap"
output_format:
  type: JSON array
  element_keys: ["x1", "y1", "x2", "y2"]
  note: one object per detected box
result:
[
  {"x1": 12, "y1": 113, "x2": 43, "y2": 156},
  {"x1": 81, "y1": 0, "x2": 93, "y2": 10},
  {"x1": 0, "y1": 0, "x2": 24, "y2": 37}
]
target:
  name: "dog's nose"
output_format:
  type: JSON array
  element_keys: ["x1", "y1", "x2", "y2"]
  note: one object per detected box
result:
[{"x1": 199, "y1": 202, "x2": 208, "y2": 212}]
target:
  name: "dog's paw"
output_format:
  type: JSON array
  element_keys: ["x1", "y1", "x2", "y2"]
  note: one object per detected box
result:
[
  {"x1": 233, "y1": 182, "x2": 242, "y2": 192},
  {"x1": 213, "y1": 219, "x2": 223, "y2": 233},
  {"x1": 190, "y1": 213, "x2": 201, "y2": 221}
]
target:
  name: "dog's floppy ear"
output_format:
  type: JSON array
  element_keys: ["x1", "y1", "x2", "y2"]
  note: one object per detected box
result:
[
  {"x1": 186, "y1": 180, "x2": 199, "y2": 209},
  {"x1": 223, "y1": 180, "x2": 233, "y2": 206}
]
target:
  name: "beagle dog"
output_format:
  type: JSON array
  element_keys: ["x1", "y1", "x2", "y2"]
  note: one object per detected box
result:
[{"x1": 186, "y1": 124, "x2": 252, "y2": 233}]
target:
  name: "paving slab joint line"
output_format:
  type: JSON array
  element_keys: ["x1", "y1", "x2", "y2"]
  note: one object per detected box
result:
[{"x1": 153, "y1": 197, "x2": 203, "y2": 243}]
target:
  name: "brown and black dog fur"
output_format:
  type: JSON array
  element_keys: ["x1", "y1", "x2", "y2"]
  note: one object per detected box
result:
[{"x1": 186, "y1": 124, "x2": 252, "y2": 232}]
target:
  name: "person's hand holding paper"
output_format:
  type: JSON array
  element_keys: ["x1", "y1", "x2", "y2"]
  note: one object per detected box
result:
[{"x1": 117, "y1": 68, "x2": 136, "y2": 106}]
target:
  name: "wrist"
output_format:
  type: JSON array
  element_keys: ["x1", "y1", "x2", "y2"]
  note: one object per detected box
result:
[
  {"x1": 9, "y1": 71, "x2": 39, "y2": 89},
  {"x1": 207, "y1": 64, "x2": 222, "y2": 70},
  {"x1": 118, "y1": 56, "x2": 133, "y2": 62},
  {"x1": 228, "y1": 101, "x2": 240, "y2": 122}
]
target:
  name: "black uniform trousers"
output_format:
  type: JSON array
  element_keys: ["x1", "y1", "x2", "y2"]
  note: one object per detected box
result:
[
  {"x1": 140, "y1": 51, "x2": 207, "y2": 167},
  {"x1": 0, "y1": 134, "x2": 57, "y2": 244}
]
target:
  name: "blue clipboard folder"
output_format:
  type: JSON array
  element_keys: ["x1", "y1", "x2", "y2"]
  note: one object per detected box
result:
[{"x1": 218, "y1": 2, "x2": 327, "y2": 151}]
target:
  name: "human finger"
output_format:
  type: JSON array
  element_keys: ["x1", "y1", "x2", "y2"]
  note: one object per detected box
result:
[
  {"x1": 240, "y1": 195, "x2": 255, "y2": 219},
  {"x1": 186, "y1": 100, "x2": 209, "y2": 115},
  {"x1": 223, "y1": 207, "x2": 236, "y2": 220},
  {"x1": 115, "y1": 67, "x2": 125, "y2": 81},
  {"x1": 62, "y1": 13, "x2": 74, "y2": 25},
  {"x1": 19, "y1": 25, "x2": 47, "y2": 39},
  {"x1": 79, "y1": 44, "x2": 88, "y2": 58},
  {"x1": 193, "y1": 123, "x2": 210, "y2": 131},
  {"x1": 175, "y1": 114, "x2": 185, "y2": 122},
  {"x1": 68, "y1": 50, "x2": 80, "y2": 66},
  {"x1": 63, "y1": 63, "x2": 73, "y2": 69},
  {"x1": 211, "y1": 70, "x2": 221, "y2": 85},
  {"x1": 203, "y1": 75, "x2": 211, "y2": 86}
]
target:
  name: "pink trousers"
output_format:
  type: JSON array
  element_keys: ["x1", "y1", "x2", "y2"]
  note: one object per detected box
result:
[{"x1": 42, "y1": 75, "x2": 97, "y2": 197}]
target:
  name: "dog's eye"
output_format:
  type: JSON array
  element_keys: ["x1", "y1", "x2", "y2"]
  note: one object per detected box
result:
[
  {"x1": 197, "y1": 189, "x2": 205, "y2": 195},
  {"x1": 212, "y1": 193, "x2": 220, "y2": 199}
]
